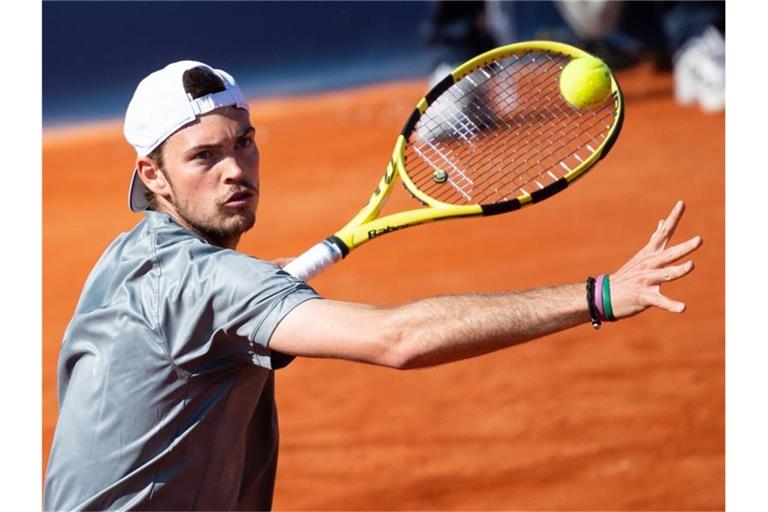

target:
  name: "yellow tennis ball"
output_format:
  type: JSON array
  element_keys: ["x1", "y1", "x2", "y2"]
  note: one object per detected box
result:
[{"x1": 559, "y1": 56, "x2": 612, "y2": 109}]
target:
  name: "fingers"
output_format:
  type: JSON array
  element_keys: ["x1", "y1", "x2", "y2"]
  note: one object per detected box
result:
[
  {"x1": 651, "y1": 200, "x2": 686, "y2": 250},
  {"x1": 662, "y1": 200, "x2": 685, "y2": 245},
  {"x1": 613, "y1": 201, "x2": 699, "y2": 318},
  {"x1": 655, "y1": 235, "x2": 703, "y2": 266},
  {"x1": 649, "y1": 292, "x2": 687, "y2": 313},
  {"x1": 646, "y1": 219, "x2": 664, "y2": 246},
  {"x1": 648, "y1": 260, "x2": 695, "y2": 285},
  {"x1": 647, "y1": 263, "x2": 691, "y2": 311}
]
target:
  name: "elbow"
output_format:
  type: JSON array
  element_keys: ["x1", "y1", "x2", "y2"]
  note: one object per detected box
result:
[
  {"x1": 383, "y1": 347, "x2": 419, "y2": 371},
  {"x1": 379, "y1": 324, "x2": 424, "y2": 371},
  {"x1": 385, "y1": 348, "x2": 418, "y2": 371},
  {"x1": 363, "y1": 306, "x2": 429, "y2": 370}
]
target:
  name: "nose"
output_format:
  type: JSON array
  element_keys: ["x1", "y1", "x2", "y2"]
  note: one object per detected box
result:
[{"x1": 221, "y1": 154, "x2": 250, "y2": 184}]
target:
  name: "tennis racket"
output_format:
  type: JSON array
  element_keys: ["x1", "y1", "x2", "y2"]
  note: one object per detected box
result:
[{"x1": 283, "y1": 41, "x2": 624, "y2": 281}]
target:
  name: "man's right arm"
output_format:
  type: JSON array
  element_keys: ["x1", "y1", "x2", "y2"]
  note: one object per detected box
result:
[{"x1": 269, "y1": 201, "x2": 702, "y2": 369}]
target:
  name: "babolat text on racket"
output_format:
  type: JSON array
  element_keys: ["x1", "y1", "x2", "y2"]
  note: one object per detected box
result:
[{"x1": 284, "y1": 41, "x2": 624, "y2": 281}]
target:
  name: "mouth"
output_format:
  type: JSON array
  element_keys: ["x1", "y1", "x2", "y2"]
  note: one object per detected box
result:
[{"x1": 223, "y1": 189, "x2": 256, "y2": 208}]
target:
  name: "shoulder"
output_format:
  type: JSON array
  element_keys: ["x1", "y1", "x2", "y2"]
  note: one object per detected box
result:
[{"x1": 141, "y1": 211, "x2": 315, "y2": 298}]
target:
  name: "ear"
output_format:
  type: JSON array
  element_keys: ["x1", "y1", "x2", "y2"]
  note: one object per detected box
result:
[{"x1": 136, "y1": 156, "x2": 172, "y2": 199}]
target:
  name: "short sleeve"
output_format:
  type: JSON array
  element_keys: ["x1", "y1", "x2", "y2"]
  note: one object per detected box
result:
[{"x1": 156, "y1": 241, "x2": 322, "y2": 372}]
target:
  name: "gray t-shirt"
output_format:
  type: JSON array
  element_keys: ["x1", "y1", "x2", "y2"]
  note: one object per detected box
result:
[{"x1": 44, "y1": 211, "x2": 321, "y2": 511}]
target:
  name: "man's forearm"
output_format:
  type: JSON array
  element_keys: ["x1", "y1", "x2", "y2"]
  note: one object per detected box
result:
[
  {"x1": 388, "y1": 283, "x2": 588, "y2": 369},
  {"x1": 270, "y1": 201, "x2": 701, "y2": 368}
]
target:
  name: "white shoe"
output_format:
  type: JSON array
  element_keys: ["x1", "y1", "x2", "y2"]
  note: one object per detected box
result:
[{"x1": 673, "y1": 25, "x2": 725, "y2": 113}]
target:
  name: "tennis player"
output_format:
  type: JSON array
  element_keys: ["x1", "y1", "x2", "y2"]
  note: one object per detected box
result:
[{"x1": 43, "y1": 61, "x2": 702, "y2": 510}]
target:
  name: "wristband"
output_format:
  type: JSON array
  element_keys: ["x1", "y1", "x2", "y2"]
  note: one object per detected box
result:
[
  {"x1": 594, "y1": 274, "x2": 606, "y2": 320},
  {"x1": 585, "y1": 276, "x2": 601, "y2": 329},
  {"x1": 602, "y1": 274, "x2": 616, "y2": 321}
]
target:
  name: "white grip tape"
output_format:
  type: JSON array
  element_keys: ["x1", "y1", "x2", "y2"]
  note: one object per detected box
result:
[{"x1": 283, "y1": 239, "x2": 344, "y2": 281}]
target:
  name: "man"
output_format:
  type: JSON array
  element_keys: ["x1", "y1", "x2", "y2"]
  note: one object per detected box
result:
[{"x1": 44, "y1": 61, "x2": 702, "y2": 510}]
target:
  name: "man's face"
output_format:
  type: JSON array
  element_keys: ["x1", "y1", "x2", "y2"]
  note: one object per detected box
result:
[{"x1": 151, "y1": 107, "x2": 259, "y2": 248}]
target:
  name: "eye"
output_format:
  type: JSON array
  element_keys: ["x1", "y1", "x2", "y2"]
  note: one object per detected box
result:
[
  {"x1": 236, "y1": 137, "x2": 253, "y2": 149},
  {"x1": 193, "y1": 150, "x2": 212, "y2": 160}
]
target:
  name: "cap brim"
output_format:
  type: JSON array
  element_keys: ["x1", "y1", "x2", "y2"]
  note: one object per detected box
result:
[{"x1": 128, "y1": 169, "x2": 150, "y2": 212}]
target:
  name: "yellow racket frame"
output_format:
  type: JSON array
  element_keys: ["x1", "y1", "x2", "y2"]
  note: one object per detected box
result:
[{"x1": 332, "y1": 40, "x2": 624, "y2": 252}]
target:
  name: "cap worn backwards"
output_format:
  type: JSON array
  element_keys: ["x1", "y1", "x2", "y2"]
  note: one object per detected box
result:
[{"x1": 124, "y1": 60, "x2": 250, "y2": 212}]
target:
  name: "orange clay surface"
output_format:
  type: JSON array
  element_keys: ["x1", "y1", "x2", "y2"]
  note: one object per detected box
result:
[{"x1": 43, "y1": 63, "x2": 723, "y2": 510}]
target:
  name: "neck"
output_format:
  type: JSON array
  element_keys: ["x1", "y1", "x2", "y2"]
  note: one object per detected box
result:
[{"x1": 155, "y1": 205, "x2": 240, "y2": 250}]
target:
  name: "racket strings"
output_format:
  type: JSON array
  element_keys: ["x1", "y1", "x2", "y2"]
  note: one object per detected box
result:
[
  {"x1": 421, "y1": 70, "x2": 581, "y2": 198},
  {"x1": 420, "y1": 55, "x2": 608, "y2": 201},
  {"x1": 417, "y1": 55, "x2": 557, "y2": 145},
  {"x1": 419, "y1": 56, "x2": 561, "y2": 148},
  {"x1": 470, "y1": 105, "x2": 614, "y2": 200},
  {"x1": 410, "y1": 58, "x2": 552, "y2": 198},
  {"x1": 405, "y1": 51, "x2": 617, "y2": 206},
  {"x1": 416, "y1": 54, "x2": 577, "y2": 184}
]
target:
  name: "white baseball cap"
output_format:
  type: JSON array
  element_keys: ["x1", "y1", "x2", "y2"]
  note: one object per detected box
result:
[{"x1": 124, "y1": 60, "x2": 249, "y2": 212}]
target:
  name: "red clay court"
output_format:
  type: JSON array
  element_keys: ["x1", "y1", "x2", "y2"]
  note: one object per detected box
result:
[{"x1": 43, "y1": 63, "x2": 724, "y2": 510}]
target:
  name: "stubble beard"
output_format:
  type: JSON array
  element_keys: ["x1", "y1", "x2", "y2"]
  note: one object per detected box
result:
[{"x1": 172, "y1": 194, "x2": 256, "y2": 248}]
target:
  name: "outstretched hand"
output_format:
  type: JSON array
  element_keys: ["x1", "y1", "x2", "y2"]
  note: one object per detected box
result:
[{"x1": 610, "y1": 200, "x2": 703, "y2": 319}]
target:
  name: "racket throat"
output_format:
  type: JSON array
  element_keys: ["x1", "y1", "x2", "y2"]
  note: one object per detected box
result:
[{"x1": 325, "y1": 235, "x2": 350, "y2": 259}]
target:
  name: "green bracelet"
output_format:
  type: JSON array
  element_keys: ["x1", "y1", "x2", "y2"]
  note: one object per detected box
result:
[{"x1": 602, "y1": 275, "x2": 616, "y2": 321}]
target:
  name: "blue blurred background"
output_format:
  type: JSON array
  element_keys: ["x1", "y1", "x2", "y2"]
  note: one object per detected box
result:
[
  {"x1": 43, "y1": 1, "x2": 576, "y2": 127},
  {"x1": 45, "y1": 1, "x2": 724, "y2": 126}
]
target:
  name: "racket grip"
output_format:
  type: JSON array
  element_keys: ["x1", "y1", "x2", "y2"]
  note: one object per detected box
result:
[{"x1": 283, "y1": 237, "x2": 346, "y2": 281}]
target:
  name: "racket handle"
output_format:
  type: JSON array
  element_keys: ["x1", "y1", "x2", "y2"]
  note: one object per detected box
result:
[{"x1": 283, "y1": 237, "x2": 346, "y2": 281}]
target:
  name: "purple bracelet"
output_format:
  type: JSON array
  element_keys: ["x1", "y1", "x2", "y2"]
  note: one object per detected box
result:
[{"x1": 595, "y1": 274, "x2": 606, "y2": 320}]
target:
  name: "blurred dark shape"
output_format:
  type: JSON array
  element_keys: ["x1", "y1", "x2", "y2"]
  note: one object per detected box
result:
[
  {"x1": 422, "y1": 1, "x2": 500, "y2": 88},
  {"x1": 421, "y1": 1, "x2": 725, "y2": 112}
]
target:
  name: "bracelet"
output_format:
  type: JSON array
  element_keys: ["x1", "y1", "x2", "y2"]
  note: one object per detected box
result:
[
  {"x1": 602, "y1": 274, "x2": 616, "y2": 321},
  {"x1": 595, "y1": 274, "x2": 606, "y2": 320},
  {"x1": 585, "y1": 276, "x2": 601, "y2": 329}
]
